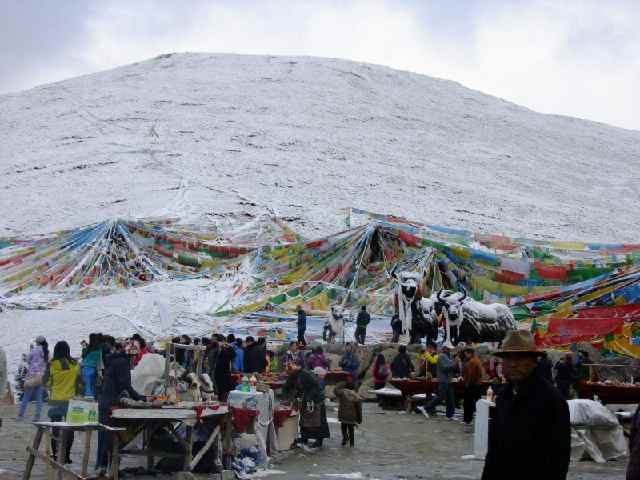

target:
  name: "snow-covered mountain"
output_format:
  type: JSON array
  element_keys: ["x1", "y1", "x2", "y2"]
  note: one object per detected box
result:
[
  {"x1": 2, "y1": 52, "x2": 640, "y2": 380},
  {"x1": 2, "y1": 52, "x2": 639, "y2": 243}
]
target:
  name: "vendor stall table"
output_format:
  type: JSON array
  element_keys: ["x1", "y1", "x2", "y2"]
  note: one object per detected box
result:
[
  {"x1": 23, "y1": 422, "x2": 124, "y2": 480},
  {"x1": 110, "y1": 406, "x2": 232, "y2": 474},
  {"x1": 389, "y1": 378, "x2": 489, "y2": 399},
  {"x1": 324, "y1": 370, "x2": 350, "y2": 385},
  {"x1": 577, "y1": 381, "x2": 640, "y2": 404},
  {"x1": 228, "y1": 390, "x2": 277, "y2": 461}
]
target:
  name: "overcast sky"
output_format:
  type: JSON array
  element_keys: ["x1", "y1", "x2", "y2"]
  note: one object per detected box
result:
[{"x1": 2, "y1": 0, "x2": 638, "y2": 130}]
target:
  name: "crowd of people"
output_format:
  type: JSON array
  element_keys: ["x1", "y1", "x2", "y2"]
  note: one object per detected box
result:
[{"x1": 5, "y1": 323, "x2": 640, "y2": 479}]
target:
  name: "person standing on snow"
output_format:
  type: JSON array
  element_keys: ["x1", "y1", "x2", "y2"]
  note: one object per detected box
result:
[
  {"x1": 355, "y1": 305, "x2": 370, "y2": 345},
  {"x1": 0, "y1": 346, "x2": 7, "y2": 401},
  {"x1": 297, "y1": 305, "x2": 307, "y2": 347},
  {"x1": 0, "y1": 345, "x2": 6, "y2": 428}
]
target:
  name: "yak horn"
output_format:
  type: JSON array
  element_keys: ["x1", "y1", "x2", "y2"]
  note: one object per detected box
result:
[{"x1": 459, "y1": 286, "x2": 467, "y2": 302}]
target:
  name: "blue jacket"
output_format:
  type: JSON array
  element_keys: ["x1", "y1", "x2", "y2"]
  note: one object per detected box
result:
[
  {"x1": 437, "y1": 353, "x2": 455, "y2": 384},
  {"x1": 99, "y1": 352, "x2": 144, "y2": 407},
  {"x1": 297, "y1": 309, "x2": 307, "y2": 330},
  {"x1": 233, "y1": 345, "x2": 244, "y2": 372},
  {"x1": 339, "y1": 352, "x2": 360, "y2": 375}
]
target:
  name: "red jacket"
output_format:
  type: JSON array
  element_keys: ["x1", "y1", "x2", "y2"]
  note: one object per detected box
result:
[
  {"x1": 373, "y1": 361, "x2": 390, "y2": 383},
  {"x1": 133, "y1": 346, "x2": 149, "y2": 367}
]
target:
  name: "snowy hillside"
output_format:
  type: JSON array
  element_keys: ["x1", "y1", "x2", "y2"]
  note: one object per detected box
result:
[{"x1": 1, "y1": 52, "x2": 639, "y2": 243}]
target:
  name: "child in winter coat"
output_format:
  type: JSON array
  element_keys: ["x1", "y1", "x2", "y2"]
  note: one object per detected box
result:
[{"x1": 335, "y1": 377, "x2": 362, "y2": 447}]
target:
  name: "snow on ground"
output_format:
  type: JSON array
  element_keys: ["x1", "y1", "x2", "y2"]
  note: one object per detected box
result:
[{"x1": 1, "y1": 52, "x2": 639, "y2": 374}]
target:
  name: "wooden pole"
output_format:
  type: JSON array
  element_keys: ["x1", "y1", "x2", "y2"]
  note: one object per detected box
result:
[
  {"x1": 143, "y1": 426, "x2": 153, "y2": 472},
  {"x1": 22, "y1": 426, "x2": 44, "y2": 480},
  {"x1": 43, "y1": 429, "x2": 53, "y2": 480},
  {"x1": 189, "y1": 425, "x2": 220, "y2": 471},
  {"x1": 184, "y1": 426, "x2": 193, "y2": 471},
  {"x1": 164, "y1": 343, "x2": 172, "y2": 392},
  {"x1": 110, "y1": 434, "x2": 120, "y2": 480},
  {"x1": 81, "y1": 430, "x2": 92, "y2": 478},
  {"x1": 26, "y1": 447, "x2": 81, "y2": 480},
  {"x1": 57, "y1": 434, "x2": 68, "y2": 480}
]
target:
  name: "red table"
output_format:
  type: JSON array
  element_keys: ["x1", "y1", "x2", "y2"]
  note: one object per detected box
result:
[
  {"x1": 325, "y1": 370, "x2": 350, "y2": 385},
  {"x1": 577, "y1": 381, "x2": 640, "y2": 404},
  {"x1": 389, "y1": 378, "x2": 489, "y2": 398}
]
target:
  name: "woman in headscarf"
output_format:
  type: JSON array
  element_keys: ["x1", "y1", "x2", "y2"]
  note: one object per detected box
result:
[
  {"x1": 283, "y1": 368, "x2": 330, "y2": 448},
  {"x1": 17, "y1": 336, "x2": 49, "y2": 422},
  {"x1": 47, "y1": 341, "x2": 80, "y2": 463}
]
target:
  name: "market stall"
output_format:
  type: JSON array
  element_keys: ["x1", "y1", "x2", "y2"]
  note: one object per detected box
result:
[
  {"x1": 111, "y1": 405, "x2": 233, "y2": 474},
  {"x1": 577, "y1": 380, "x2": 640, "y2": 404},
  {"x1": 389, "y1": 378, "x2": 489, "y2": 398},
  {"x1": 324, "y1": 370, "x2": 350, "y2": 385}
]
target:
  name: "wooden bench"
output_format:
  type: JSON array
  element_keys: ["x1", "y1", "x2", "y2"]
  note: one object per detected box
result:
[{"x1": 368, "y1": 388, "x2": 404, "y2": 410}]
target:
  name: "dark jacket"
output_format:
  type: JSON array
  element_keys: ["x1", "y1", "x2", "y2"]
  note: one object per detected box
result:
[
  {"x1": 628, "y1": 404, "x2": 640, "y2": 480},
  {"x1": 335, "y1": 382, "x2": 362, "y2": 425},
  {"x1": 356, "y1": 310, "x2": 371, "y2": 328},
  {"x1": 535, "y1": 356, "x2": 553, "y2": 382},
  {"x1": 297, "y1": 309, "x2": 307, "y2": 330},
  {"x1": 390, "y1": 353, "x2": 414, "y2": 378},
  {"x1": 555, "y1": 361, "x2": 575, "y2": 386},
  {"x1": 244, "y1": 343, "x2": 267, "y2": 373},
  {"x1": 283, "y1": 369, "x2": 329, "y2": 440},
  {"x1": 214, "y1": 345, "x2": 236, "y2": 395},
  {"x1": 207, "y1": 346, "x2": 220, "y2": 377},
  {"x1": 99, "y1": 352, "x2": 144, "y2": 407},
  {"x1": 482, "y1": 373, "x2": 570, "y2": 480}
]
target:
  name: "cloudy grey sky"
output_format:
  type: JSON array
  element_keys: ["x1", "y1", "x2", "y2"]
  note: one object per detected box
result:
[{"x1": 1, "y1": 0, "x2": 638, "y2": 130}]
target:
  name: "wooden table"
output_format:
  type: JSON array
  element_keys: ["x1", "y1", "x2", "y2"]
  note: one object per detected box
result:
[
  {"x1": 577, "y1": 381, "x2": 640, "y2": 404},
  {"x1": 23, "y1": 422, "x2": 124, "y2": 480},
  {"x1": 324, "y1": 371, "x2": 350, "y2": 385},
  {"x1": 110, "y1": 406, "x2": 232, "y2": 474},
  {"x1": 389, "y1": 379, "x2": 489, "y2": 398}
]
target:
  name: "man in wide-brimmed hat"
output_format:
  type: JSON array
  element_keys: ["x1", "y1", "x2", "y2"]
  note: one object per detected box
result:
[{"x1": 482, "y1": 330, "x2": 570, "y2": 480}]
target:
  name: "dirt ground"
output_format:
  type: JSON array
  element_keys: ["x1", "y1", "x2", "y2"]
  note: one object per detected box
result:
[{"x1": 0, "y1": 403, "x2": 627, "y2": 480}]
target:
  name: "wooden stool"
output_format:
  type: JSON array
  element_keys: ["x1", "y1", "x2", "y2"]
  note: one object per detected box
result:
[
  {"x1": 368, "y1": 389, "x2": 404, "y2": 410},
  {"x1": 406, "y1": 393, "x2": 428, "y2": 413}
]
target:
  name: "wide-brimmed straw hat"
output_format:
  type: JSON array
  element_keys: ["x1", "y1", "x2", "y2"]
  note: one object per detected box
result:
[{"x1": 494, "y1": 330, "x2": 539, "y2": 357}]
